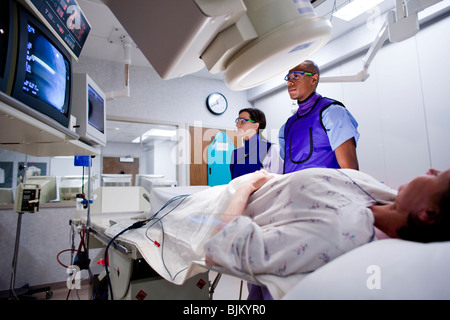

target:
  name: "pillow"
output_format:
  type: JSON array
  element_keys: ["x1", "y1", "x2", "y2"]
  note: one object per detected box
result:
[{"x1": 283, "y1": 239, "x2": 450, "y2": 300}]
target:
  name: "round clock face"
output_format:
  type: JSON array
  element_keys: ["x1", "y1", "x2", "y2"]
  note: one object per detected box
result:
[{"x1": 206, "y1": 92, "x2": 228, "y2": 115}]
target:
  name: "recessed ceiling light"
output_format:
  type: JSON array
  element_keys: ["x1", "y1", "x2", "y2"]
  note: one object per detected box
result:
[
  {"x1": 132, "y1": 129, "x2": 176, "y2": 143},
  {"x1": 333, "y1": 0, "x2": 385, "y2": 22}
]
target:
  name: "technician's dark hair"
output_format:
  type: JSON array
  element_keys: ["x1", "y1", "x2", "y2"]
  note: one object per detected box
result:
[
  {"x1": 239, "y1": 108, "x2": 266, "y2": 131},
  {"x1": 398, "y1": 184, "x2": 450, "y2": 243}
]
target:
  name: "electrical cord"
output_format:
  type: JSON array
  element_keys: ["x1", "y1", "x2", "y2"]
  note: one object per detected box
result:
[
  {"x1": 57, "y1": 225, "x2": 89, "y2": 268},
  {"x1": 104, "y1": 220, "x2": 147, "y2": 300},
  {"x1": 144, "y1": 194, "x2": 189, "y2": 280},
  {"x1": 104, "y1": 194, "x2": 190, "y2": 300},
  {"x1": 56, "y1": 223, "x2": 91, "y2": 300}
]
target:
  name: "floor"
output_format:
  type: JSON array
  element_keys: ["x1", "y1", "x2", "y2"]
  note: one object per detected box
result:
[{"x1": 27, "y1": 271, "x2": 248, "y2": 300}]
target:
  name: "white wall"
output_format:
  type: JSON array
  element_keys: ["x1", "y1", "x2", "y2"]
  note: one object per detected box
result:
[{"x1": 252, "y1": 14, "x2": 450, "y2": 189}]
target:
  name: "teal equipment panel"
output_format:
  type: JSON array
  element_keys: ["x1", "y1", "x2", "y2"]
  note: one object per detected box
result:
[{"x1": 207, "y1": 131, "x2": 235, "y2": 186}]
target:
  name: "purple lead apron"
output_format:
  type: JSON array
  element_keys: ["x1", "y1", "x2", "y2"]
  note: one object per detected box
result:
[{"x1": 283, "y1": 93, "x2": 345, "y2": 174}]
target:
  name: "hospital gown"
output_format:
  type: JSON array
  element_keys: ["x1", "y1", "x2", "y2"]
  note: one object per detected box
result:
[{"x1": 203, "y1": 168, "x2": 396, "y2": 281}]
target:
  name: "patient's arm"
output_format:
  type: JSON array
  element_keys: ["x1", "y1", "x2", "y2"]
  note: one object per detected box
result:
[
  {"x1": 221, "y1": 170, "x2": 274, "y2": 224},
  {"x1": 206, "y1": 170, "x2": 274, "y2": 265}
]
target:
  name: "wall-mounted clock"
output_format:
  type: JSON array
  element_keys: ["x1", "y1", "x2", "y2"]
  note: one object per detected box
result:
[{"x1": 206, "y1": 92, "x2": 228, "y2": 115}]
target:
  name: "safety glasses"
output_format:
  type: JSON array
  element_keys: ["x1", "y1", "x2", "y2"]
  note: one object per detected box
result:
[
  {"x1": 284, "y1": 71, "x2": 315, "y2": 82},
  {"x1": 235, "y1": 117, "x2": 256, "y2": 125}
]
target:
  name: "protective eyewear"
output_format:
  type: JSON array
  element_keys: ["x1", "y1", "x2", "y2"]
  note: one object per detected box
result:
[
  {"x1": 284, "y1": 71, "x2": 315, "y2": 82},
  {"x1": 235, "y1": 117, "x2": 256, "y2": 125}
]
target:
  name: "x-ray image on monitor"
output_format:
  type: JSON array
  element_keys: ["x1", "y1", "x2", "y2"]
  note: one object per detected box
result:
[
  {"x1": 22, "y1": 23, "x2": 68, "y2": 114},
  {"x1": 88, "y1": 85, "x2": 105, "y2": 134}
]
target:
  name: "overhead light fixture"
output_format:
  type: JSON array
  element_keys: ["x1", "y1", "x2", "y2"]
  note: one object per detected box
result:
[
  {"x1": 132, "y1": 129, "x2": 177, "y2": 143},
  {"x1": 333, "y1": 0, "x2": 385, "y2": 21}
]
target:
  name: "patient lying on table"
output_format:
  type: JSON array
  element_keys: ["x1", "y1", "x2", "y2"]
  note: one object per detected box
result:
[
  {"x1": 202, "y1": 168, "x2": 450, "y2": 299},
  {"x1": 105, "y1": 168, "x2": 450, "y2": 299}
]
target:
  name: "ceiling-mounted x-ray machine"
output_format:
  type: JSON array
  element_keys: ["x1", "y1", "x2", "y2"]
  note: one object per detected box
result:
[{"x1": 101, "y1": 0, "x2": 332, "y2": 91}]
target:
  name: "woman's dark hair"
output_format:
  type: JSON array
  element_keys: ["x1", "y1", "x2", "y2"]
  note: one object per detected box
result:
[
  {"x1": 397, "y1": 186, "x2": 450, "y2": 243},
  {"x1": 239, "y1": 108, "x2": 266, "y2": 131}
]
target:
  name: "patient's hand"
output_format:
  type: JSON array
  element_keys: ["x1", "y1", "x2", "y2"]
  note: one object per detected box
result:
[
  {"x1": 220, "y1": 170, "x2": 274, "y2": 227},
  {"x1": 205, "y1": 254, "x2": 219, "y2": 266},
  {"x1": 246, "y1": 170, "x2": 274, "y2": 194}
]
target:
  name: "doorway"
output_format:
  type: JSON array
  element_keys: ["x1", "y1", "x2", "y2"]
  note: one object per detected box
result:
[
  {"x1": 102, "y1": 156, "x2": 140, "y2": 186},
  {"x1": 189, "y1": 126, "x2": 241, "y2": 185}
]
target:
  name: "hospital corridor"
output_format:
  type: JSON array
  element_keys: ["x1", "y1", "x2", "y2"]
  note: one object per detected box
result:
[{"x1": 1, "y1": 0, "x2": 450, "y2": 306}]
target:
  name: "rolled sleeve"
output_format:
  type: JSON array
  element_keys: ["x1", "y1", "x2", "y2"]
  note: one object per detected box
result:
[
  {"x1": 278, "y1": 124, "x2": 286, "y2": 160},
  {"x1": 322, "y1": 105, "x2": 360, "y2": 150}
]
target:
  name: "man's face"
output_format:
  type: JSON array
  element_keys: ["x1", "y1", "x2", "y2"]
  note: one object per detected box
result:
[{"x1": 286, "y1": 63, "x2": 318, "y2": 101}]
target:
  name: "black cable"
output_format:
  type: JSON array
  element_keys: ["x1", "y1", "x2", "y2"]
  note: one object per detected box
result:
[
  {"x1": 104, "y1": 220, "x2": 147, "y2": 300},
  {"x1": 144, "y1": 195, "x2": 189, "y2": 280},
  {"x1": 103, "y1": 194, "x2": 190, "y2": 300},
  {"x1": 146, "y1": 194, "x2": 189, "y2": 223}
]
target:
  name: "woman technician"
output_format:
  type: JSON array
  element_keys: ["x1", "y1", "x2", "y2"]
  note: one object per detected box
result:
[{"x1": 230, "y1": 108, "x2": 283, "y2": 179}]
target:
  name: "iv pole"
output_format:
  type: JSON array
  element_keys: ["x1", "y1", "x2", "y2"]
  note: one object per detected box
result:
[{"x1": 0, "y1": 157, "x2": 52, "y2": 300}]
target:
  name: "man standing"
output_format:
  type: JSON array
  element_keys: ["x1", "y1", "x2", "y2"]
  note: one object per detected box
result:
[{"x1": 280, "y1": 60, "x2": 360, "y2": 173}]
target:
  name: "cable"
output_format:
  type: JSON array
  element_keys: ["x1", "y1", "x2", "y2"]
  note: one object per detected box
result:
[
  {"x1": 56, "y1": 224, "x2": 87, "y2": 269},
  {"x1": 104, "y1": 220, "x2": 147, "y2": 300},
  {"x1": 146, "y1": 194, "x2": 190, "y2": 223},
  {"x1": 103, "y1": 194, "x2": 189, "y2": 300},
  {"x1": 144, "y1": 194, "x2": 189, "y2": 280},
  {"x1": 56, "y1": 249, "x2": 78, "y2": 269},
  {"x1": 335, "y1": 169, "x2": 380, "y2": 204}
]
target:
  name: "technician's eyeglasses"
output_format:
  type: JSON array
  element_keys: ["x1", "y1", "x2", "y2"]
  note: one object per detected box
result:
[
  {"x1": 284, "y1": 71, "x2": 315, "y2": 82},
  {"x1": 235, "y1": 117, "x2": 256, "y2": 125}
]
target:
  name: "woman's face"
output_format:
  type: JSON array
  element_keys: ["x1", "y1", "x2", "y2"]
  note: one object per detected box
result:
[
  {"x1": 395, "y1": 168, "x2": 450, "y2": 215},
  {"x1": 236, "y1": 111, "x2": 259, "y2": 140}
]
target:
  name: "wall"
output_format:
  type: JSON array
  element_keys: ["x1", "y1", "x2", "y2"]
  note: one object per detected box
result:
[
  {"x1": 0, "y1": 206, "x2": 103, "y2": 291},
  {"x1": 252, "y1": 14, "x2": 450, "y2": 189}
]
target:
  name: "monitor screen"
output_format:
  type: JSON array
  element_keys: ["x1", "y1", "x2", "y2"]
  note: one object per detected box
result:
[
  {"x1": 88, "y1": 84, "x2": 105, "y2": 134},
  {"x1": 12, "y1": 5, "x2": 72, "y2": 128},
  {"x1": 22, "y1": 22, "x2": 70, "y2": 115}
]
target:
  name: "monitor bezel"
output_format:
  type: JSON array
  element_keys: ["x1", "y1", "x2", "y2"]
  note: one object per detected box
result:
[
  {"x1": 87, "y1": 83, "x2": 105, "y2": 135},
  {"x1": 72, "y1": 73, "x2": 106, "y2": 146},
  {"x1": 0, "y1": 0, "x2": 15, "y2": 94},
  {"x1": 24, "y1": 0, "x2": 92, "y2": 61}
]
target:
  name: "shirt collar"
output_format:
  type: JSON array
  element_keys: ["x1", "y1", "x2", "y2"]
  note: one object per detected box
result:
[{"x1": 297, "y1": 92, "x2": 321, "y2": 116}]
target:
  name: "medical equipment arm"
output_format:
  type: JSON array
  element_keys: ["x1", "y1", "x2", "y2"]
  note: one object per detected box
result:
[{"x1": 320, "y1": 0, "x2": 443, "y2": 83}]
